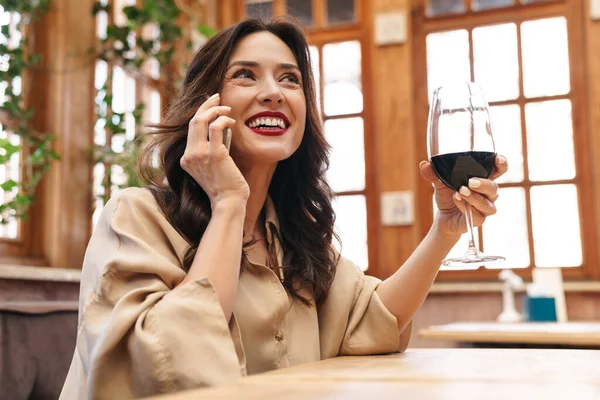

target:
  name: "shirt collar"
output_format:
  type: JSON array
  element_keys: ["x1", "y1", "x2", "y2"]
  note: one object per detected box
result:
[
  {"x1": 264, "y1": 195, "x2": 280, "y2": 242},
  {"x1": 264, "y1": 196, "x2": 284, "y2": 279}
]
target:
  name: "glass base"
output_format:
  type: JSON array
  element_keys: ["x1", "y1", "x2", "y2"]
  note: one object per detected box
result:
[{"x1": 442, "y1": 247, "x2": 506, "y2": 270}]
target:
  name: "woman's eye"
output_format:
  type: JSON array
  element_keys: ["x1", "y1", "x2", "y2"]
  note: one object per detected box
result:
[
  {"x1": 233, "y1": 69, "x2": 254, "y2": 79},
  {"x1": 282, "y1": 74, "x2": 300, "y2": 84}
]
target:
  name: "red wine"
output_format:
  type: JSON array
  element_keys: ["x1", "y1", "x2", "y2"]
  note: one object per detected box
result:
[{"x1": 431, "y1": 151, "x2": 496, "y2": 192}]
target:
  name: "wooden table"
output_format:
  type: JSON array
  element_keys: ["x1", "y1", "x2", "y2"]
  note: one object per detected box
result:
[
  {"x1": 419, "y1": 322, "x2": 600, "y2": 347},
  {"x1": 149, "y1": 349, "x2": 600, "y2": 400}
]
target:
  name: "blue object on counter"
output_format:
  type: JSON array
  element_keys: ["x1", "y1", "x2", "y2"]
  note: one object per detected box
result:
[{"x1": 522, "y1": 296, "x2": 557, "y2": 322}]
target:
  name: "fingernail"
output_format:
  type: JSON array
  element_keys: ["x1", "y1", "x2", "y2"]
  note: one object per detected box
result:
[
  {"x1": 497, "y1": 155, "x2": 506, "y2": 164},
  {"x1": 459, "y1": 186, "x2": 471, "y2": 196},
  {"x1": 469, "y1": 178, "x2": 481, "y2": 189},
  {"x1": 223, "y1": 106, "x2": 231, "y2": 110},
  {"x1": 419, "y1": 161, "x2": 427, "y2": 169},
  {"x1": 454, "y1": 192, "x2": 462, "y2": 201},
  {"x1": 209, "y1": 93, "x2": 220, "y2": 100}
]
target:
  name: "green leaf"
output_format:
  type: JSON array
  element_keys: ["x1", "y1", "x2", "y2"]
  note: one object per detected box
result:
[
  {"x1": 0, "y1": 180, "x2": 18, "y2": 191},
  {"x1": 92, "y1": 2, "x2": 110, "y2": 16},
  {"x1": 122, "y1": 6, "x2": 140, "y2": 21},
  {"x1": 197, "y1": 24, "x2": 217, "y2": 38},
  {"x1": 15, "y1": 194, "x2": 32, "y2": 207}
]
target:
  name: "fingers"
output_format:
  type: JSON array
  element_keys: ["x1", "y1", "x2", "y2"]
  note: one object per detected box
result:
[
  {"x1": 490, "y1": 154, "x2": 508, "y2": 180},
  {"x1": 193, "y1": 92, "x2": 221, "y2": 119},
  {"x1": 182, "y1": 94, "x2": 234, "y2": 170},
  {"x1": 188, "y1": 106, "x2": 232, "y2": 142},
  {"x1": 467, "y1": 177, "x2": 499, "y2": 202},
  {"x1": 419, "y1": 161, "x2": 447, "y2": 191},
  {"x1": 455, "y1": 187, "x2": 497, "y2": 216},
  {"x1": 188, "y1": 92, "x2": 231, "y2": 147},
  {"x1": 208, "y1": 116, "x2": 236, "y2": 151}
]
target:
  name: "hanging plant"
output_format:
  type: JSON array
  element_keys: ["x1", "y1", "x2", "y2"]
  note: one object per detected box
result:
[
  {"x1": 0, "y1": 0, "x2": 58, "y2": 224},
  {"x1": 92, "y1": 0, "x2": 216, "y2": 203}
]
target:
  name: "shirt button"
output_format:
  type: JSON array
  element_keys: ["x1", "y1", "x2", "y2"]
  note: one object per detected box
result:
[{"x1": 275, "y1": 330, "x2": 284, "y2": 342}]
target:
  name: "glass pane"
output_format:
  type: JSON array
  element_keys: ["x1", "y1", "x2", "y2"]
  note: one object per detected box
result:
[
  {"x1": 521, "y1": 17, "x2": 570, "y2": 98},
  {"x1": 525, "y1": 100, "x2": 575, "y2": 181},
  {"x1": 246, "y1": 0, "x2": 273, "y2": 21},
  {"x1": 473, "y1": 23, "x2": 519, "y2": 102},
  {"x1": 531, "y1": 184, "x2": 582, "y2": 267},
  {"x1": 111, "y1": 164, "x2": 127, "y2": 194},
  {"x1": 0, "y1": 128, "x2": 20, "y2": 239},
  {"x1": 333, "y1": 195, "x2": 368, "y2": 270},
  {"x1": 96, "y1": 9, "x2": 107, "y2": 39},
  {"x1": 112, "y1": 66, "x2": 126, "y2": 114},
  {"x1": 482, "y1": 188, "x2": 530, "y2": 269},
  {"x1": 323, "y1": 41, "x2": 362, "y2": 116},
  {"x1": 327, "y1": 0, "x2": 355, "y2": 25},
  {"x1": 490, "y1": 105, "x2": 523, "y2": 183},
  {"x1": 473, "y1": 0, "x2": 514, "y2": 11},
  {"x1": 95, "y1": 60, "x2": 107, "y2": 90},
  {"x1": 309, "y1": 46, "x2": 321, "y2": 112},
  {"x1": 427, "y1": 0, "x2": 465, "y2": 17},
  {"x1": 288, "y1": 0, "x2": 313, "y2": 27},
  {"x1": 325, "y1": 118, "x2": 365, "y2": 192},
  {"x1": 426, "y1": 30, "x2": 471, "y2": 102},
  {"x1": 93, "y1": 163, "x2": 106, "y2": 229}
]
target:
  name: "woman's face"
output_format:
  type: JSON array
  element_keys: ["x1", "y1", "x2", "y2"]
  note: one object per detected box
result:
[{"x1": 219, "y1": 31, "x2": 307, "y2": 169}]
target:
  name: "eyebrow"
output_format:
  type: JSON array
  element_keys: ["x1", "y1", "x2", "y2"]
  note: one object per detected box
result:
[{"x1": 227, "y1": 60, "x2": 300, "y2": 72}]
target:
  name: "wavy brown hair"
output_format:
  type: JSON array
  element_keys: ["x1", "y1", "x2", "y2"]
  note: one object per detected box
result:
[{"x1": 137, "y1": 17, "x2": 339, "y2": 306}]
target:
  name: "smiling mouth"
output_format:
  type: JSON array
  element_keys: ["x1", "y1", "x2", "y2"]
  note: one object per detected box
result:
[{"x1": 245, "y1": 115, "x2": 290, "y2": 136}]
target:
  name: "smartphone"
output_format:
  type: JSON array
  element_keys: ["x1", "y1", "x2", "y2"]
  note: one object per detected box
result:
[{"x1": 223, "y1": 127, "x2": 232, "y2": 152}]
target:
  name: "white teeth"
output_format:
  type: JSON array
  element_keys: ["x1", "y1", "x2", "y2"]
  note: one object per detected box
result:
[{"x1": 248, "y1": 116, "x2": 287, "y2": 129}]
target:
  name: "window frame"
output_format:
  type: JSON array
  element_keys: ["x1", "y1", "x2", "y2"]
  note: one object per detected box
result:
[
  {"x1": 0, "y1": 11, "x2": 44, "y2": 265},
  {"x1": 412, "y1": 0, "x2": 599, "y2": 281}
]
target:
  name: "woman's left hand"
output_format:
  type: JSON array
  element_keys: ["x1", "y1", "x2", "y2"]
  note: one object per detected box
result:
[{"x1": 419, "y1": 155, "x2": 509, "y2": 238}]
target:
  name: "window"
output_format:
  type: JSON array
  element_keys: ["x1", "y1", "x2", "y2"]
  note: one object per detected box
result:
[
  {"x1": 0, "y1": 6, "x2": 24, "y2": 254},
  {"x1": 414, "y1": 0, "x2": 597, "y2": 278},
  {"x1": 240, "y1": 0, "x2": 375, "y2": 271},
  {"x1": 93, "y1": 0, "x2": 162, "y2": 228},
  {"x1": 0, "y1": 7, "x2": 22, "y2": 240}
]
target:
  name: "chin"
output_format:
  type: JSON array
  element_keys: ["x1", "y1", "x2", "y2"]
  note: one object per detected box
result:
[{"x1": 248, "y1": 143, "x2": 298, "y2": 163}]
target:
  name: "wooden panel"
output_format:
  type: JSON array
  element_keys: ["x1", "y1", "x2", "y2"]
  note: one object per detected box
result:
[
  {"x1": 217, "y1": 0, "x2": 241, "y2": 28},
  {"x1": 585, "y1": 4, "x2": 600, "y2": 278},
  {"x1": 359, "y1": 0, "x2": 380, "y2": 278},
  {"x1": 28, "y1": 0, "x2": 96, "y2": 269},
  {"x1": 371, "y1": 0, "x2": 420, "y2": 279}
]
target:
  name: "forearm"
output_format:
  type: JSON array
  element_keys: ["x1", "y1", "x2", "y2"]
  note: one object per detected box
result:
[
  {"x1": 376, "y1": 221, "x2": 460, "y2": 331},
  {"x1": 177, "y1": 198, "x2": 246, "y2": 320}
]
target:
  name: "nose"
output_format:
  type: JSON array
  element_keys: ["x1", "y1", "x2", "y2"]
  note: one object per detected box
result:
[{"x1": 256, "y1": 77, "x2": 284, "y2": 104}]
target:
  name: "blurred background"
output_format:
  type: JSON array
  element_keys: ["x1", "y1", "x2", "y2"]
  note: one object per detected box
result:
[{"x1": 1, "y1": 0, "x2": 600, "y2": 398}]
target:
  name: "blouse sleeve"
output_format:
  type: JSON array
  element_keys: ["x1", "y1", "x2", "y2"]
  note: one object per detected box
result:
[
  {"x1": 317, "y1": 255, "x2": 412, "y2": 359},
  {"x1": 66, "y1": 188, "x2": 246, "y2": 399}
]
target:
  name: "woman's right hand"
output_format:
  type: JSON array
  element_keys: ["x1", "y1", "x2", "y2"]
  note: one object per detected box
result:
[{"x1": 180, "y1": 93, "x2": 250, "y2": 207}]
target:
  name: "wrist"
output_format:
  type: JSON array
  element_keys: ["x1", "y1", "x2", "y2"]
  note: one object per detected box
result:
[
  {"x1": 430, "y1": 216, "x2": 462, "y2": 244},
  {"x1": 212, "y1": 197, "x2": 247, "y2": 214}
]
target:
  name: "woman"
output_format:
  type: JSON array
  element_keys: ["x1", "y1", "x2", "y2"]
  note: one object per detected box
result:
[{"x1": 60, "y1": 17, "x2": 507, "y2": 399}]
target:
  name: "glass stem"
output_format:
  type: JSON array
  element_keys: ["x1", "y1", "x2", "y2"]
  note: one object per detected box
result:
[{"x1": 464, "y1": 200, "x2": 478, "y2": 253}]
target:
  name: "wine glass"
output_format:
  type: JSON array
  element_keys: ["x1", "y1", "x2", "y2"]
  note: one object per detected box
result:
[{"x1": 427, "y1": 82, "x2": 505, "y2": 269}]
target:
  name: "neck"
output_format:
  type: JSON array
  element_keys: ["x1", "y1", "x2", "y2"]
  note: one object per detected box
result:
[{"x1": 238, "y1": 163, "x2": 277, "y2": 237}]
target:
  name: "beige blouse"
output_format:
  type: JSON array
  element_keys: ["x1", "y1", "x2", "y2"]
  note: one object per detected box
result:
[{"x1": 60, "y1": 187, "x2": 411, "y2": 400}]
